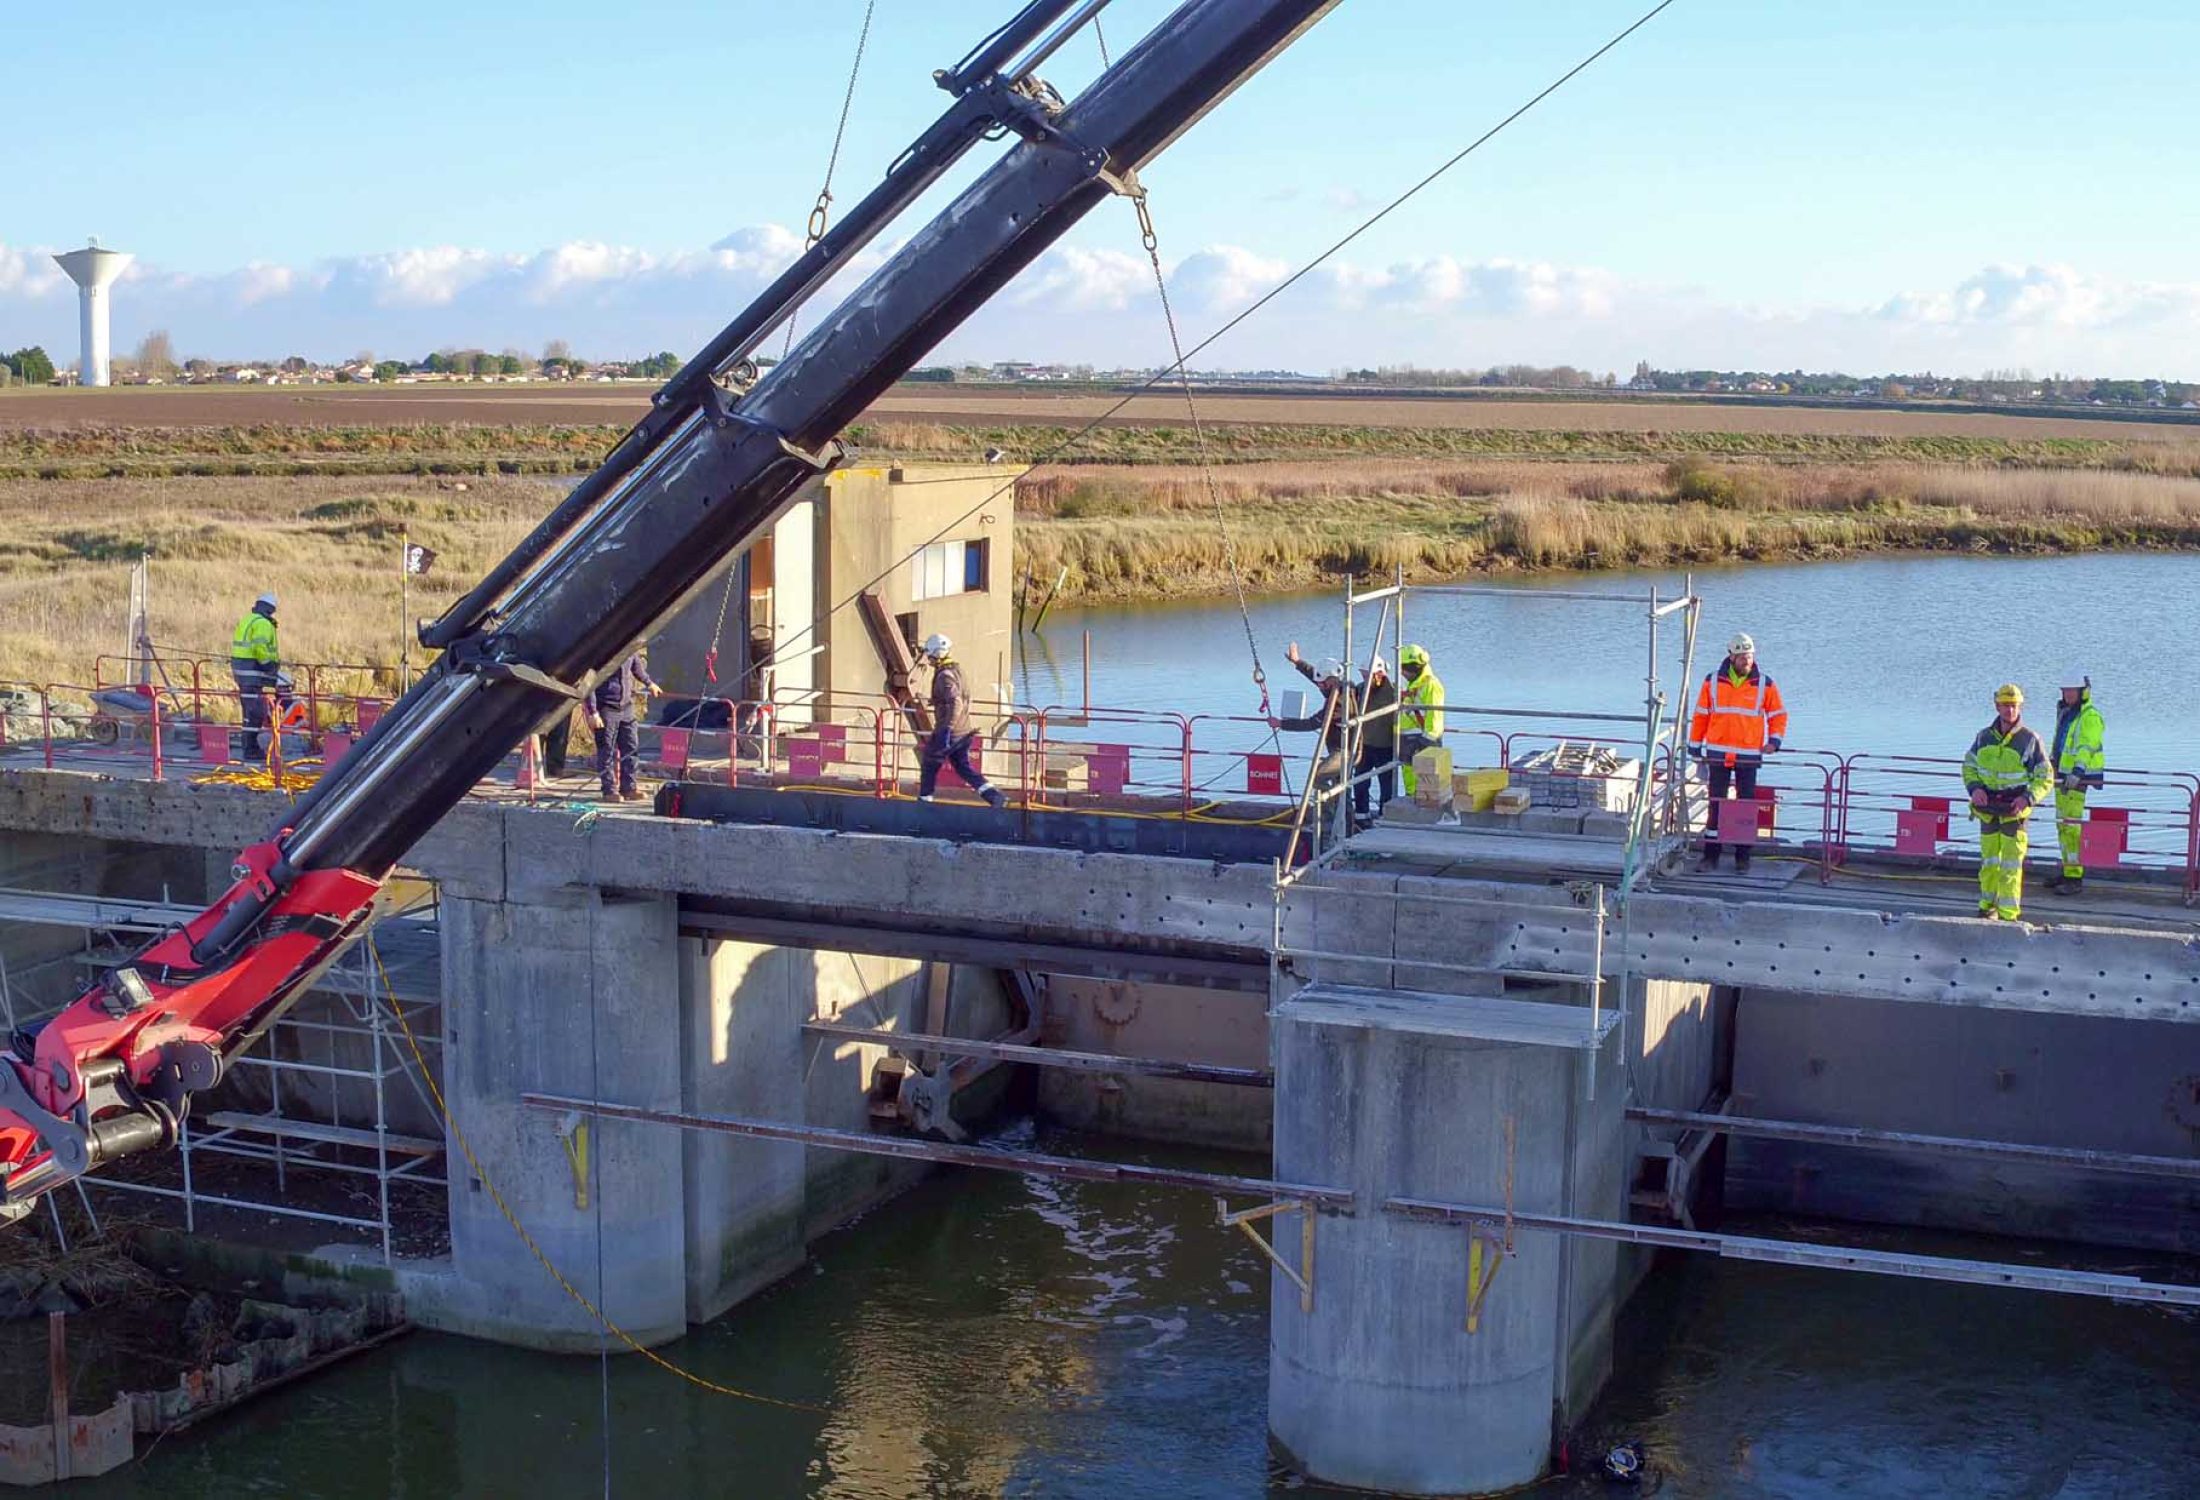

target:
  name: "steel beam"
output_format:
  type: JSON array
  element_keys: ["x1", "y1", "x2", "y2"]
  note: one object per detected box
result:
[
  {"x1": 1630, "y1": 1107, "x2": 2200, "y2": 1182},
  {"x1": 803, "y1": 1021, "x2": 1273, "y2": 1086},
  {"x1": 678, "y1": 904, "x2": 1268, "y2": 989},
  {"x1": 0, "y1": 888, "x2": 196, "y2": 932},
  {"x1": 1384, "y1": 1197, "x2": 2200, "y2": 1307},
  {"x1": 520, "y1": 1093, "x2": 1351, "y2": 1207}
]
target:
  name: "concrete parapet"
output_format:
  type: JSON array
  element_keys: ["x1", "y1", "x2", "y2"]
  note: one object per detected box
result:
[{"x1": 1269, "y1": 984, "x2": 1623, "y2": 1495}]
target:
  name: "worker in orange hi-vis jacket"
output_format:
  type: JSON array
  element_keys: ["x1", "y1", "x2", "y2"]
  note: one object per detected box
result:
[{"x1": 1687, "y1": 632, "x2": 1788, "y2": 872}]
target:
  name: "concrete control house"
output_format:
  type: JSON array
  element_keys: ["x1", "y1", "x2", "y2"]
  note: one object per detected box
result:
[{"x1": 652, "y1": 462, "x2": 1020, "y2": 713}]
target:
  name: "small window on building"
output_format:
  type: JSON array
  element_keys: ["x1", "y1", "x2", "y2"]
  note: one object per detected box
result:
[{"x1": 911, "y1": 538, "x2": 989, "y2": 601}]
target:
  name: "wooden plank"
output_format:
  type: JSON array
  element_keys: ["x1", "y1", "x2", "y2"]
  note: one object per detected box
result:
[{"x1": 857, "y1": 589, "x2": 931, "y2": 738}]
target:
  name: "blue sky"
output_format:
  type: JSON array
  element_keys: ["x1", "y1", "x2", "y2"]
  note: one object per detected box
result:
[{"x1": 7, "y1": 1, "x2": 2200, "y2": 374}]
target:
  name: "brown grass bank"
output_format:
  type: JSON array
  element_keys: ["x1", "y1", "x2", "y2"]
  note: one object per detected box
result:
[
  {"x1": 0, "y1": 474, "x2": 556, "y2": 690},
  {"x1": 1012, "y1": 458, "x2": 2200, "y2": 600}
]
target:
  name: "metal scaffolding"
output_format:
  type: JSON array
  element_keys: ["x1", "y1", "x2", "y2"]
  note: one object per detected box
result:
[
  {"x1": 0, "y1": 884, "x2": 447, "y2": 1263},
  {"x1": 1279, "y1": 569, "x2": 1704, "y2": 891}
]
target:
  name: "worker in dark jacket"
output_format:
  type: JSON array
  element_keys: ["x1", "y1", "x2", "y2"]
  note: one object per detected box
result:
[
  {"x1": 1285, "y1": 641, "x2": 1390, "y2": 824},
  {"x1": 1357, "y1": 653, "x2": 1399, "y2": 821},
  {"x1": 1270, "y1": 646, "x2": 1359, "y2": 821},
  {"x1": 586, "y1": 650, "x2": 658, "y2": 802},
  {"x1": 230, "y1": 591, "x2": 281, "y2": 762},
  {"x1": 918, "y1": 633, "x2": 1007, "y2": 808}
]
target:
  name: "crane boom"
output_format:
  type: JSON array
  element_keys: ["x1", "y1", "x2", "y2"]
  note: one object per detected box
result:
[{"x1": 0, "y1": 0, "x2": 1340, "y2": 1218}]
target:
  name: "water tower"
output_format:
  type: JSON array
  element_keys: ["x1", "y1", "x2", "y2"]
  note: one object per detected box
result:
[{"x1": 52, "y1": 238, "x2": 133, "y2": 387}]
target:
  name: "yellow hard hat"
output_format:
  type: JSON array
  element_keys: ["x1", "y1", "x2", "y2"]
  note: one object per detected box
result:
[{"x1": 1993, "y1": 682, "x2": 2024, "y2": 706}]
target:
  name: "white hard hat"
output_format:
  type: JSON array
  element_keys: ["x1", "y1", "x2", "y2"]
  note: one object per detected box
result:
[
  {"x1": 1727, "y1": 632, "x2": 1755, "y2": 655},
  {"x1": 256, "y1": 591, "x2": 278, "y2": 610},
  {"x1": 921, "y1": 632, "x2": 951, "y2": 660},
  {"x1": 1365, "y1": 655, "x2": 1388, "y2": 676},
  {"x1": 1315, "y1": 658, "x2": 1345, "y2": 683}
]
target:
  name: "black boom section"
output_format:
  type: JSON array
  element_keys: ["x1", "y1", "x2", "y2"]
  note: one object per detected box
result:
[{"x1": 265, "y1": 0, "x2": 1338, "y2": 888}]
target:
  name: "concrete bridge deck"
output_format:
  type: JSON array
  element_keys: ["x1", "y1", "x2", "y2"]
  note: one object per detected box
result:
[{"x1": 0, "y1": 765, "x2": 2195, "y2": 1026}]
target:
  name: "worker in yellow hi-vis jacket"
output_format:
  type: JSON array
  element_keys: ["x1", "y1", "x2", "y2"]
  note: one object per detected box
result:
[
  {"x1": 1396, "y1": 643, "x2": 1445, "y2": 796},
  {"x1": 1962, "y1": 683, "x2": 2053, "y2": 921},
  {"x1": 2049, "y1": 671, "x2": 2105, "y2": 895}
]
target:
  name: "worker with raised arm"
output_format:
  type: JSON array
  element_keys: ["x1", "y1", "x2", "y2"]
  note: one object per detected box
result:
[
  {"x1": 1396, "y1": 643, "x2": 1446, "y2": 798},
  {"x1": 229, "y1": 590, "x2": 281, "y2": 762},
  {"x1": 1688, "y1": 631, "x2": 1787, "y2": 872},
  {"x1": 585, "y1": 648, "x2": 658, "y2": 803},
  {"x1": 1963, "y1": 683, "x2": 2053, "y2": 920},
  {"x1": 2049, "y1": 671, "x2": 2106, "y2": 895},
  {"x1": 1271, "y1": 647, "x2": 1359, "y2": 821},
  {"x1": 1286, "y1": 641, "x2": 1386, "y2": 826},
  {"x1": 918, "y1": 633, "x2": 1008, "y2": 808}
]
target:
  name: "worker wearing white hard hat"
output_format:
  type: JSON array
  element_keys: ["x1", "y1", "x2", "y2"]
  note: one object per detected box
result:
[
  {"x1": 917, "y1": 632, "x2": 1007, "y2": 809},
  {"x1": 1275, "y1": 640, "x2": 1363, "y2": 826},
  {"x1": 2049, "y1": 671, "x2": 2105, "y2": 895},
  {"x1": 230, "y1": 591, "x2": 282, "y2": 763},
  {"x1": 1687, "y1": 630, "x2": 1787, "y2": 873},
  {"x1": 1357, "y1": 653, "x2": 1398, "y2": 821}
]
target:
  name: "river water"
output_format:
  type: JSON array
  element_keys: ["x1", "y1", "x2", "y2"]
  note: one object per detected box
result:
[
  {"x1": 1017, "y1": 552, "x2": 2200, "y2": 775},
  {"x1": 86, "y1": 553, "x2": 2200, "y2": 1498}
]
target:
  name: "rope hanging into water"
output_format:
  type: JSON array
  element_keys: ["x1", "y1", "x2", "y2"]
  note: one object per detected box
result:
[{"x1": 372, "y1": 936, "x2": 822, "y2": 1413}]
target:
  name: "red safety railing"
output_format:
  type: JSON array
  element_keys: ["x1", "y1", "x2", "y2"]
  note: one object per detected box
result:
[
  {"x1": 17, "y1": 676, "x2": 2200, "y2": 894},
  {"x1": 1838, "y1": 752, "x2": 2200, "y2": 894}
]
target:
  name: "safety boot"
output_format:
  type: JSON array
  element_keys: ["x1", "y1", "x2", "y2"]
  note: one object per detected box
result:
[{"x1": 1697, "y1": 847, "x2": 1721, "y2": 872}]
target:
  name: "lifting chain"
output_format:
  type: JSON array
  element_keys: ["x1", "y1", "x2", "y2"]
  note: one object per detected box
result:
[
  {"x1": 1131, "y1": 186, "x2": 1271, "y2": 718},
  {"x1": 783, "y1": 0, "x2": 878, "y2": 358}
]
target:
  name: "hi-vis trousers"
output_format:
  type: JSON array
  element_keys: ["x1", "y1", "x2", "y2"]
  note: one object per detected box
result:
[
  {"x1": 1976, "y1": 810, "x2": 2029, "y2": 919},
  {"x1": 2054, "y1": 786, "x2": 2088, "y2": 880}
]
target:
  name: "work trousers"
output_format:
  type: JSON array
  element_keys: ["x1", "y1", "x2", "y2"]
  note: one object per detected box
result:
[
  {"x1": 1703, "y1": 758, "x2": 1760, "y2": 857},
  {"x1": 920, "y1": 731, "x2": 993, "y2": 799},
  {"x1": 595, "y1": 713, "x2": 639, "y2": 798},
  {"x1": 1357, "y1": 740, "x2": 1395, "y2": 819},
  {"x1": 232, "y1": 668, "x2": 272, "y2": 761},
  {"x1": 1398, "y1": 731, "x2": 1441, "y2": 796},
  {"x1": 539, "y1": 710, "x2": 574, "y2": 778},
  {"x1": 2054, "y1": 786, "x2": 2088, "y2": 879},
  {"x1": 1977, "y1": 811, "x2": 2029, "y2": 919}
]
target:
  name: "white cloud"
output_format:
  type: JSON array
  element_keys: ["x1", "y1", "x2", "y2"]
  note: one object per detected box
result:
[
  {"x1": 5, "y1": 234, "x2": 2200, "y2": 379},
  {"x1": 1876, "y1": 263, "x2": 2200, "y2": 332},
  {"x1": 0, "y1": 243, "x2": 68, "y2": 300},
  {"x1": 1008, "y1": 245, "x2": 1148, "y2": 313},
  {"x1": 1168, "y1": 245, "x2": 1290, "y2": 313}
]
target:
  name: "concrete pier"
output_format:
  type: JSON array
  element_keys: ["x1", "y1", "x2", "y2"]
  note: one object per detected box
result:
[
  {"x1": 435, "y1": 890, "x2": 687, "y2": 1350},
  {"x1": 1268, "y1": 984, "x2": 1623, "y2": 1496}
]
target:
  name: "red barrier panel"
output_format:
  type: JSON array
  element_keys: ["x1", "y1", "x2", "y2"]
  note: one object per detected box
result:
[
  {"x1": 1089, "y1": 744, "x2": 1131, "y2": 796},
  {"x1": 942, "y1": 734, "x2": 984, "y2": 789},
  {"x1": 1246, "y1": 753, "x2": 1283, "y2": 797}
]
